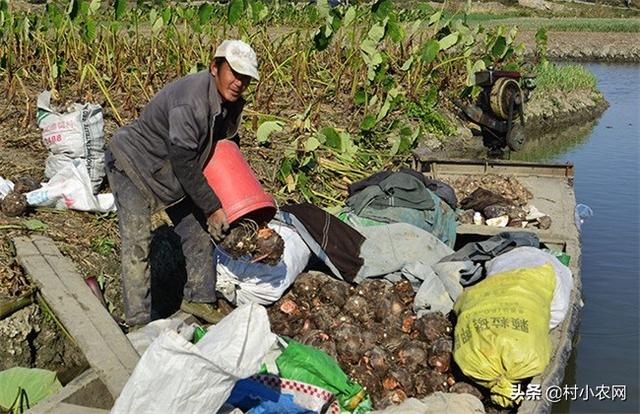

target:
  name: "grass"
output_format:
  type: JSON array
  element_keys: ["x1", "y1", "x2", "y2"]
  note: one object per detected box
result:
[
  {"x1": 475, "y1": 17, "x2": 640, "y2": 32},
  {"x1": 535, "y1": 63, "x2": 598, "y2": 93}
]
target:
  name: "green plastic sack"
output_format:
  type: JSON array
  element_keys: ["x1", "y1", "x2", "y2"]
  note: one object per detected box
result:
[
  {"x1": 453, "y1": 264, "x2": 556, "y2": 407},
  {"x1": 276, "y1": 340, "x2": 367, "y2": 412}
]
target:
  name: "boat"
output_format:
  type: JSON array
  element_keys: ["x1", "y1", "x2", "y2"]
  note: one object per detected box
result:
[
  {"x1": 415, "y1": 157, "x2": 583, "y2": 414},
  {"x1": 22, "y1": 157, "x2": 582, "y2": 413}
]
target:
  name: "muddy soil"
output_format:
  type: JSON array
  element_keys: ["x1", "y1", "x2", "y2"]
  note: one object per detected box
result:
[
  {"x1": 518, "y1": 30, "x2": 640, "y2": 62},
  {"x1": 0, "y1": 304, "x2": 87, "y2": 384}
]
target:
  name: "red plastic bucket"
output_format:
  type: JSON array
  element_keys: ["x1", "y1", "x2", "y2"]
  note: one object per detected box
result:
[{"x1": 203, "y1": 140, "x2": 276, "y2": 224}]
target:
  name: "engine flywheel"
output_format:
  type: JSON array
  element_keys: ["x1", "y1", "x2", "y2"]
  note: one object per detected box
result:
[{"x1": 490, "y1": 77, "x2": 523, "y2": 120}]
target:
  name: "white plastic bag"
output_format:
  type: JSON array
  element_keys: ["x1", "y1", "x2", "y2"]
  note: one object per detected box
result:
[
  {"x1": 485, "y1": 246, "x2": 573, "y2": 329},
  {"x1": 126, "y1": 318, "x2": 196, "y2": 355},
  {"x1": 0, "y1": 176, "x2": 14, "y2": 200},
  {"x1": 112, "y1": 303, "x2": 276, "y2": 414},
  {"x1": 37, "y1": 91, "x2": 105, "y2": 193},
  {"x1": 216, "y1": 223, "x2": 311, "y2": 305},
  {"x1": 25, "y1": 160, "x2": 116, "y2": 213}
]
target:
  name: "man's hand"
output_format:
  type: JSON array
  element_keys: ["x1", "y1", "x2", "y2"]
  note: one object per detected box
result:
[{"x1": 207, "y1": 208, "x2": 229, "y2": 242}]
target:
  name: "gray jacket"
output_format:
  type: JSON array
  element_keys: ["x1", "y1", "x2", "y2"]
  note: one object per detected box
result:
[{"x1": 108, "y1": 70, "x2": 244, "y2": 213}]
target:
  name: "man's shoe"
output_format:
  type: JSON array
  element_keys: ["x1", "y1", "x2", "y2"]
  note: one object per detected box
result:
[{"x1": 180, "y1": 300, "x2": 226, "y2": 324}]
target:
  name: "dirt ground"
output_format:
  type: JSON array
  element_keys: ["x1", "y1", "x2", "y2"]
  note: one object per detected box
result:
[
  {"x1": 0, "y1": 0, "x2": 637, "y2": 379},
  {"x1": 518, "y1": 30, "x2": 640, "y2": 61}
]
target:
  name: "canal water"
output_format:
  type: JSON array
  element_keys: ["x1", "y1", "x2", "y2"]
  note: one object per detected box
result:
[{"x1": 518, "y1": 63, "x2": 639, "y2": 413}]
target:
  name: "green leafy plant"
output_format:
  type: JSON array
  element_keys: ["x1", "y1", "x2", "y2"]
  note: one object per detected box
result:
[{"x1": 91, "y1": 236, "x2": 116, "y2": 256}]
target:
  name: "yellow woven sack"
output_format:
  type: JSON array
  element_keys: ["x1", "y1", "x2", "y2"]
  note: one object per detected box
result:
[{"x1": 453, "y1": 263, "x2": 556, "y2": 407}]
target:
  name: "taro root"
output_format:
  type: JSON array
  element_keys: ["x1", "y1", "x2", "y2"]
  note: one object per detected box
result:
[
  {"x1": 391, "y1": 280, "x2": 415, "y2": 305},
  {"x1": 400, "y1": 313, "x2": 416, "y2": 333},
  {"x1": 334, "y1": 323, "x2": 364, "y2": 365},
  {"x1": 1, "y1": 191, "x2": 28, "y2": 217},
  {"x1": 414, "y1": 312, "x2": 453, "y2": 342},
  {"x1": 293, "y1": 272, "x2": 328, "y2": 302},
  {"x1": 460, "y1": 188, "x2": 511, "y2": 212},
  {"x1": 13, "y1": 176, "x2": 40, "y2": 194},
  {"x1": 299, "y1": 329, "x2": 337, "y2": 358},
  {"x1": 310, "y1": 306, "x2": 339, "y2": 331},
  {"x1": 414, "y1": 370, "x2": 449, "y2": 395},
  {"x1": 429, "y1": 337, "x2": 453, "y2": 354},
  {"x1": 220, "y1": 221, "x2": 284, "y2": 265},
  {"x1": 359, "y1": 329, "x2": 377, "y2": 350},
  {"x1": 255, "y1": 227, "x2": 285, "y2": 264},
  {"x1": 428, "y1": 351, "x2": 451, "y2": 373},
  {"x1": 374, "y1": 294, "x2": 405, "y2": 323},
  {"x1": 378, "y1": 388, "x2": 407, "y2": 407},
  {"x1": 349, "y1": 365, "x2": 382, "y2": 398},
  {"x1": 356, "y1": 279, "x2": 392, "y2": 299},
  {"x1": 395, "y1": 340, "x2": 429, "y2": 372},
  {"x1": 343, "y1": 294, "x2": 372, "y2": 324},
  {"x1": 362, "y1": 346, "x2": 389, "y2": 373},
  {"x1": 450, "y1": 381, "x2": 484, "y2": 400},
  {"x1": 390, "y1": 367, "x2": 415, "y2": 395},
  {"x1": 317, "y1": 279, "x2": 349, "y2": 308},
  {"x1": 279, "y1": 298, "x2": 302, "y2": 317}
]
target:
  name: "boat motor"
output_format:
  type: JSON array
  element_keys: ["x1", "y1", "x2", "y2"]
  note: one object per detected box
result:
[{"x1": 454, "y1": 68, "x2": 536, "y2": 157}]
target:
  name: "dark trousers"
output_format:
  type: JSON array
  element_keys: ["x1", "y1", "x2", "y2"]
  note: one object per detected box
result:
[{"x1": 105, "y1": 150, "x2": 216, "y2": 325}]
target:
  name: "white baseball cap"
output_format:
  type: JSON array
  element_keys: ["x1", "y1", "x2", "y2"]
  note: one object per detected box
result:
[{"x1": 214, "y1": 40, "x2": 260, "y2": 81}]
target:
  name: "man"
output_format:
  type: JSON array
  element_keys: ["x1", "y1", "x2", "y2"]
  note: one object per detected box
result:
[{"x1": 105, "y1": 40, "x2": 259, "y2": 326}]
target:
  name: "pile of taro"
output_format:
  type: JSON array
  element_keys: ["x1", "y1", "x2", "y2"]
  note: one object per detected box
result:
[{"x1": 267, "y1": 272, "x2": 483, "y2": 409}]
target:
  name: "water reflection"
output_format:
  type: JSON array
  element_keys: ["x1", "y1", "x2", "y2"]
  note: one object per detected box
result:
[{"x1": 509, "y1": 120, "x2": 596, "y2": 162}]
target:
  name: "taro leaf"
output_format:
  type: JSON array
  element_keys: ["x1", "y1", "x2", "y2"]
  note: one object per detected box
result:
[
  {"x1": 114, "y1": 0, "x2": 125, "y2": 20},
  {"x1": 320, "y1": 127, "x2": 341, "y2": 150},
  {"x1": 491, "y1": 35, "x2": 507, "y2": 60},
  {"x1": 438, "y1": 32, "x2": 459, "y2": 51},
  {"x1": 376, "y1": 87, "x2": 400, "y2": 122},
  {"x1": 428, "y1": 10, "x2": 442, "y2": 26},
  {"x1": 387, "y1": 18, "x2": 404, "y2": 43},
  {"x1": 343, "y1": 6, "x2": 356, "y2": 27},
  {"x1": 372, "y1": 0, "x2": 392, "y2": 20},
  {"x1": 149, "y1": 8, "x2": 157, "y2": 24},
  {"x1": 400, "y1": 56, "x2": 414, "y2": 71},
  {"x1": 417, "y1": 3, "x2": 434, "y2": 14},
  {"x1": 360, "y1": 114, "x2": 377, "y2": 131},
  {"x1": 279, "y1": 158, "x2": 293, "y2": 180},
  {"x1": 389, "y1": 135, "x2": 401, "y2": 156},
  {"x1": 256, "y1": 120, "x2": 284, "y2": 144},
  {"x1": 79, "y1": 0, "x2": 89, "y2": 16},
  {"x1": 198, "y1": 3, "x2": 213, "y2": 25},
  {"x1": 467, "y1": 59, "x2": 486, "y2": 86},
  {"x1": 297, "y1": 172, "x2": 312, "y2": 201},
  {"x1": 304, "y1": 136, "x2": 322, "y2": 153},
  {"x1": 67, "y1": 0, "x2": 80, "y2": 20},
  {"x1": 420, "y1": 39, "x2": 440, "y2": 65},
  {"x1": 0, "y1": 367, "x2": 62, "y2": 413},
  {"x1": 152, "y1": 16, "x2": 163, "y2": 34},
  {"x1": 88, "y1": 0, "x2": 101, "y2": 15},
  {"x1": 316, "y1": 0, "x2": 330, "y2": 20},
  {"x1": 313, "y1": 26, "x2": 333, "y2": 51},
  {"x1": 367, "y1": 20, "x2": 386, "y2": 43},
  {"x1": 353, "y1": 89, "x2": 366, "y2": 106},
  {"x1": 162, "y1": 7, "x2": 172, "y2": 25},
  {"x1": 228, "y1": 0, "x2": 244, "y2": 26},
  {"x1": 251, "y1": 1, "x2": 268, "y2": 23},
  {"x1": 83, "y1": 18, "x2": 96, "y2": 43},
  {"x1": 23, "y1": 219, "x2": 47, "y2": 231},
  {"x1": 51, "y1": 62, "x2": 59, "y2": 79}
]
